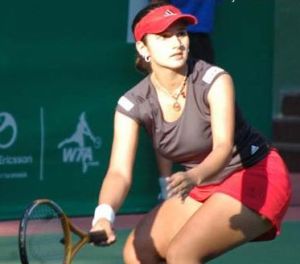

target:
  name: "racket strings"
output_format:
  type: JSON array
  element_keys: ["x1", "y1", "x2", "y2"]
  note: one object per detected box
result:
[{"x1": 26, "y1": 204, "x2": 65, "y2": 262}]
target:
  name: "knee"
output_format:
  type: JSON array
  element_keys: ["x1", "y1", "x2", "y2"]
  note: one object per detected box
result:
[
  {"x1": 166, "y1": 242, "x2": 184, "y2": 264},
  {"x1": 123, "y1": 248, "x2": 139, "y2": 264},
  {"x1": 123, "y1": 234, "x2": 140, "y2": 264},
  {"x1": 123, "y1": 232, "x2": 160, "y2": 264},
  {"x1": 166, "y1": 242, "x2": 206, "y2": 264}
]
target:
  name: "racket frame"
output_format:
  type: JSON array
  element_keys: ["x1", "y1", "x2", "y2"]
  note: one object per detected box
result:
[{"x1": 18, "y1": 199, "x2": 90, "y2": 264}]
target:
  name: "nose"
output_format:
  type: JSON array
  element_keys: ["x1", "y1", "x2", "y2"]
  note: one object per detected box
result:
[{"x1": 170, "y1": 34, "x2": 182, "y2": 48}]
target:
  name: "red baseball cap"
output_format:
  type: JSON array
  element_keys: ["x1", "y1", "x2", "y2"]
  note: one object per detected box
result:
[{"x1": 134, "y1": 5, "x2": 198, "y2": 41}]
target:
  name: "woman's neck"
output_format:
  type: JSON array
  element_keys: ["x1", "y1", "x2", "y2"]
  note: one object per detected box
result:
[{"x1": 151, "y1": 66, "x2": 188, "y2": 93}]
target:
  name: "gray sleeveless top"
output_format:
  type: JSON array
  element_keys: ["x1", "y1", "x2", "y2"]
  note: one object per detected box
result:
[{"x1": 116, "y1": 60, "x2": 270, "y2": 185}]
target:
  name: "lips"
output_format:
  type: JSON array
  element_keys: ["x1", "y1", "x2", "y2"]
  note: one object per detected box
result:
[
  {"x1": 172, "y1": 52, "x2": 182, "y2": 56},
  {"x1": 170, "y1": 52, "x2": 185, "y2": 59}
]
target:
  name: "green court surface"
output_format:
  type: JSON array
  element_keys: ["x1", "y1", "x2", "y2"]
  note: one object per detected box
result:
[{"x1": 1, "y1": 222, "x2": 299, "y2": 263}]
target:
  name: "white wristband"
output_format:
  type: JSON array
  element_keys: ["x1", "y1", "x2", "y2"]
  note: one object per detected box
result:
[
  {"x1": 92, "y1": 204, "x2": 115, "y2": 227},
  {"x1": 158, "y1": 176, "x2": 168, "y2": 200}
]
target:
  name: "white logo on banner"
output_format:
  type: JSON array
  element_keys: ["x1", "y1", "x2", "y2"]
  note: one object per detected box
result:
[
  {"x1": 0, "y1": 112, "x2": 17, "y2": 149},
  {"x1": 58, "y1": 112, "x2": 101, "y2": 174},
  {"x1": 0, "y1": 112, "x2": 33, "y2": 180}
]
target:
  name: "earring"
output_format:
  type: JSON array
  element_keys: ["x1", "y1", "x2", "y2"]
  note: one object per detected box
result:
[{"x1": 144, "y1": 55, "x2": 151, "y2": 62}]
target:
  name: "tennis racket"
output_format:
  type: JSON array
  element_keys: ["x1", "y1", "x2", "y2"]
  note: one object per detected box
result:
[{"x1": 18, "y1": 198, "x2": 107, "y2": 264}]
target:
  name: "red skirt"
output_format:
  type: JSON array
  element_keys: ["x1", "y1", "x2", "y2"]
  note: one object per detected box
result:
[{"x1": 189, "y1": 149, "x2": 292, "y2": 241}]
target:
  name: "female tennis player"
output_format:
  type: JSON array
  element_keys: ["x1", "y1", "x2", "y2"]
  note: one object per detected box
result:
[{"x1": 90, "y1": 2, "x2": 291, "y2": 263}]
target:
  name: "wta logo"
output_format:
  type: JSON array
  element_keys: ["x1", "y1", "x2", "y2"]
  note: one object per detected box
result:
[
  {"x1": 0, "y1": 112, "x2": 17, "y2": 149},
  {"x1": 58, "y1": 112, "x2": 101, "y2": 174}
]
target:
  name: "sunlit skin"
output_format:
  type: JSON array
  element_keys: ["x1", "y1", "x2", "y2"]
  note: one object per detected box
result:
[
  {"x1": 136, "y1": 21, "x2": 189, "y2": 81},
  {"x1": 144, "y1": 22, "x2": 189, "y2": 71}
]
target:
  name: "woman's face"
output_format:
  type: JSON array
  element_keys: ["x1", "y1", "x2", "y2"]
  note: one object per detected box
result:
[{"x1": 138, "y1": 21, "x2": 189, "y2": 71}]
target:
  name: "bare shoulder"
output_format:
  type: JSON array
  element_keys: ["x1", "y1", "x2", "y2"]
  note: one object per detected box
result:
[
  {"x1": 114, "y1": 111, "x2": 139, "y2": 129},
  {"x1": 213, "y1": 72, "x2": 233, "y2": 87},
  {"x1": 207, "y1": 73, "x2": 235, "y2": 105}
]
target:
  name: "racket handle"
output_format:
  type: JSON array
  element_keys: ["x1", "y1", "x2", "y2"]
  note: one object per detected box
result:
[{"x1": 88, "y1": 230, "x2": 108, "y2": 245}]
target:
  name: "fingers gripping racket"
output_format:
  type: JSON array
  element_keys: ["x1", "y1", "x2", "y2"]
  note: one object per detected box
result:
[{"x1": 18, "y1": 199, "x2": 107, "y2": 264}]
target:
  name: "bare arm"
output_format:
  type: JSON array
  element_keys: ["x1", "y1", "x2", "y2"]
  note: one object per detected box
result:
[
  {"x1": 90, "y1": 111, "x2": 139, "y2": 244},
  {"x1": 99, "y1": 111, "x2": 139, "y2": 211},
  {"x1": 155, "y1": 150, "x2": 173, "y2": 176},
  {"x1": 187, "y1": 73, "x2": 235, "y2": 182},
  {"x1": 155, "y1": 151, "x2": 173, "y2": 199}
]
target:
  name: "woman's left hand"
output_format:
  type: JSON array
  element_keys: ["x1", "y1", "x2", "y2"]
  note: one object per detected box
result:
[{"x1": 166, "y1": 171, "x2": 200, "y2": 200}]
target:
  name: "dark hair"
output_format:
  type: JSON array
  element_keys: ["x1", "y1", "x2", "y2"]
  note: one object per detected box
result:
[
  {"x1": 131, "y1": 2, "x2": 169, "y2": 35},
  {"x1": 131, "y1": 2, "x2": 169, "y2": 74}
]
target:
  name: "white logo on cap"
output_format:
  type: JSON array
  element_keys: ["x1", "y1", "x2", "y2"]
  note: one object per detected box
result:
[{"x1": 164, "y1": 10, "x2": 176, "y2": 16}]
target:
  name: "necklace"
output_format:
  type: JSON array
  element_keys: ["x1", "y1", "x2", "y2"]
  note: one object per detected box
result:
[{"x1": 153, "y1": 74, "x2": 188, "y2": 112}]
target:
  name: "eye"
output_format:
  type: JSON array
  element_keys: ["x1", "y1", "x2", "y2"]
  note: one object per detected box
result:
[
  {"x1": 156, "y1": 29, "x2": 187, "y2": 39},
  {"x1": 177, "y1": 30, "x2": 188, "y2": 37}
]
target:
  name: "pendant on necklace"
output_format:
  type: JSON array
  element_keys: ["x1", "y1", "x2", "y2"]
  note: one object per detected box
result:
[{"x1": 173, "y1": 101, "x2": 181, "y2": 111}]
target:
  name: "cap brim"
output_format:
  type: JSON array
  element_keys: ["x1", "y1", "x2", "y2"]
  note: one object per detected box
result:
[{"x1": 149, "y1": 14, "x2": 197, "y2": 35}]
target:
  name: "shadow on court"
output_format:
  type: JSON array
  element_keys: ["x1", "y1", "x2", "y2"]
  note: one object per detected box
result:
[{"x1": 0, "y1": 222, "x2": 299, "y2": 263}]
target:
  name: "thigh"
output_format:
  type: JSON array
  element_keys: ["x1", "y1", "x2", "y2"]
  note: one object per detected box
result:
[
  {"x1": 167, "y1": 192, "x2": 272, "y2": 263},
  {"x1": 123, "y1": 196, "x2": 202, "y2": 264}
]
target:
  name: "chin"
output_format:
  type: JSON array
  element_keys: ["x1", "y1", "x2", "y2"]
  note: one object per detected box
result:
[
  {"x1": 169, "y1": 60, "x2": 187, "y2": 69},
  {"x1": 155, "y1": 56, "x2": 187, "y2": 70}
]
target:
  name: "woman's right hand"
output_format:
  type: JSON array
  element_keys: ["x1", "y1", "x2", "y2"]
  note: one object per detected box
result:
[{"x1": 90, "y1": 218, "x2": 116, "y2": 246}]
